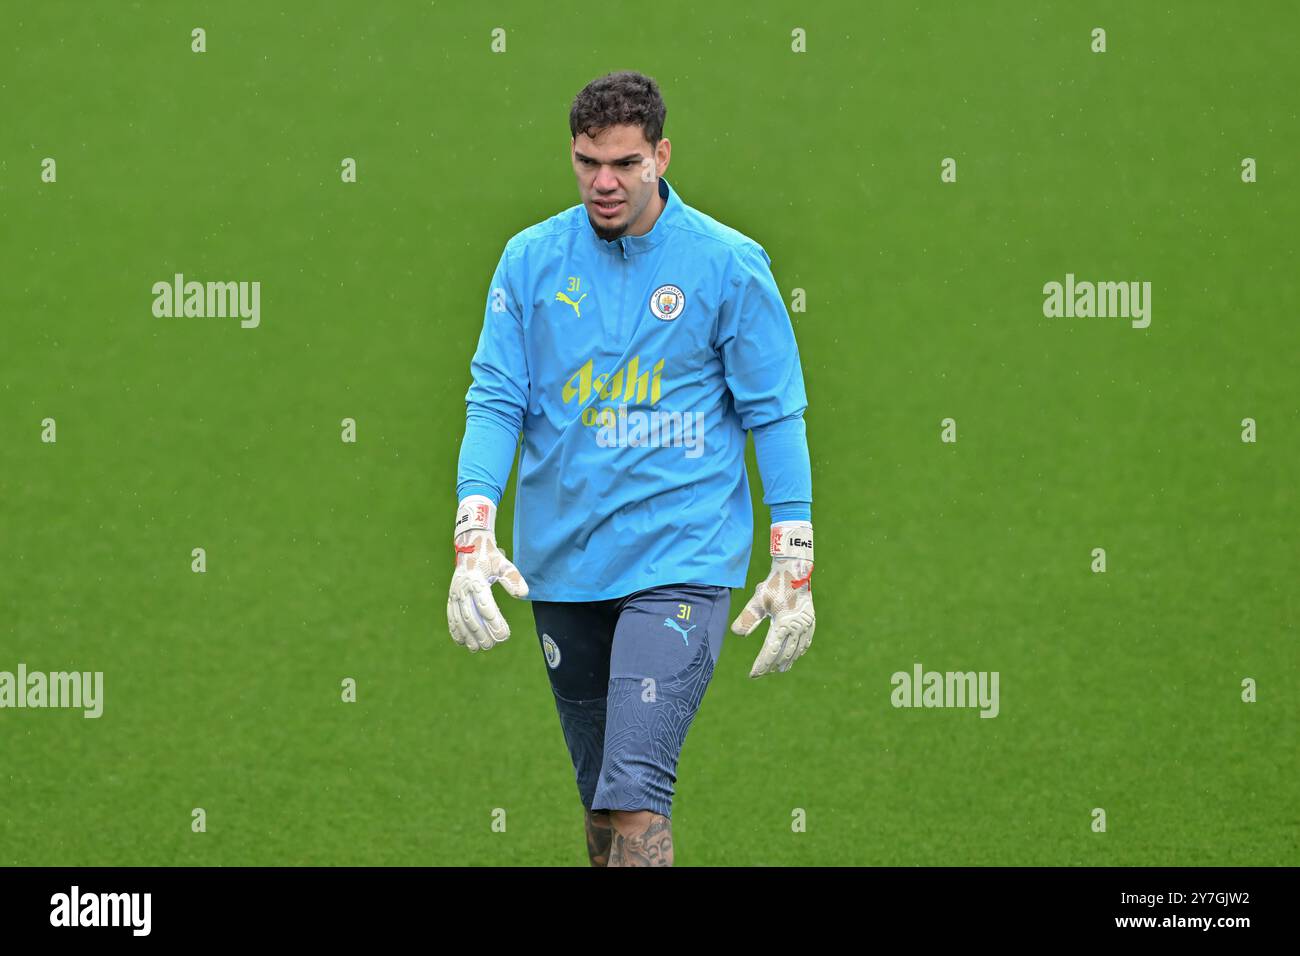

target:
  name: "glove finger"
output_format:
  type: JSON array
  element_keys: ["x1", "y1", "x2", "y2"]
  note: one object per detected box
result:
[
  {"x1": 777, "y1": 605, "x2": 817, "y2": 671},
  {"x1": 775, "y1": 618, "x2": 804, "y2": 672},
  {"x1": 730, "y1": 587, "x2": 769, "y2": 636},
  {"x1": 791, "y1": 615, "x2": 815, "y2": 663},
  {"x1": 798, "y1": 613, "x2": 816, "y2": 655},
  {"x1": 471, "y1": 579, "x2": 511, "y2": 644},
  {"x1": 749, "y1": 622, "x2": 792, "y2": 678},
  {"x1": 448, "y1": 594, "x2": 467, "y2": 646},
  {"x1": 465, "y1": 587, "x2": 498, "y2": 651},
  {"x1": 749, "y1": 641, "x2": 779, "y2": 678},
  {"x1": 492, "y1": 557, "x2": 530, "y2": 600},
  {"x1": 457, "y1": 591, "x2": 486, "y2": 652}
]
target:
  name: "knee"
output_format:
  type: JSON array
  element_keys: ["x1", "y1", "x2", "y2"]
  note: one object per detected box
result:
[{"x1": 609, "y1": 809, "x2": 663, "y2": 833}]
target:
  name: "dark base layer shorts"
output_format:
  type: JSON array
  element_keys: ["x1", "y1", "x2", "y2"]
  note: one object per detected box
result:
[{"x1": 531, "y1": 582, "x2": 730, "y2": 819}]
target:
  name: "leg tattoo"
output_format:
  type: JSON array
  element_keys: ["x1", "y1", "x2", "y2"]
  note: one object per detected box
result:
[
  {"x1": 585, "y1": 808, "x2": 613, "y2": 867},
  {"x1": 608, "y1": 811, "x2": 673, "y2": 867}
]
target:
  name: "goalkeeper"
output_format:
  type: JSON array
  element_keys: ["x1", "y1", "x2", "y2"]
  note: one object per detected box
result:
[{"x1": 449, "y1": 71, "x2": 814, "y2": 867}]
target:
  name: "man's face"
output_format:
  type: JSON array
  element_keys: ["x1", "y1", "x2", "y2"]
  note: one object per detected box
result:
[{"x1": 571, "y1": 124, "x2": 671, "y2": 241}]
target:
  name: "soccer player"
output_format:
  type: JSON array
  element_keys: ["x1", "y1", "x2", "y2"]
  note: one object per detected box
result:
[{"x1": 449, "y1": 71, "x2": 815, "y2": 867}]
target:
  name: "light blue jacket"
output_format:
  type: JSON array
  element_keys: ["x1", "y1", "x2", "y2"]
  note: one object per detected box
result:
[{"x1": 458, "y1": 177, "x2": 811, "y2": 601}]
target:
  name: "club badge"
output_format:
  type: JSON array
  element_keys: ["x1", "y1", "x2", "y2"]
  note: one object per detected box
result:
[
  {"x1": 542, "y1": 634, "x2": 562, "y2": 670},
  {"x1": 649, "y1": 284, "x2": 685, "y2": 321}
]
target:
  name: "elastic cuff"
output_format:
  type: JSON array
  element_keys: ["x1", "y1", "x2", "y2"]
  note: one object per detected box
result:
[
  {"x1": 457, "y1": 483, "x2": 500, "y2": 506},
  {"x1": 769, "y1": 501, "x2": 811, "y2": 523}
]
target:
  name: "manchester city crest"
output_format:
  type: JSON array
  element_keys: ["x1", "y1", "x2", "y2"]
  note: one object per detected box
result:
[
  {"x1": 649, "y1": 284, "x2": 685, "y2": 321},
  {"x1": 542, "y1": 634, "x2": 561, "y2": 670}
]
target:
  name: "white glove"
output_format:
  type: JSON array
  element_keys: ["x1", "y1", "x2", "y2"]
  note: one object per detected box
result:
[
  {"x1": 730, "y1": 522, "x2": 815, "y2": 678},
  {"x1": 447, "y1": 495, "x2": 530, "y2": 652}
]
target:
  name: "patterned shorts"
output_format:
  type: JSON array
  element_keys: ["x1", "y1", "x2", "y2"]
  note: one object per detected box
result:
[{"x1": 531, "y1": 583, "x2": 729, "y2": 818}]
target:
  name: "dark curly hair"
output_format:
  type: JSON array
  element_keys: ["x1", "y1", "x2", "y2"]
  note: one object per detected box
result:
[{"x1": 569, "y1": 71, "x2": 667, "y2": 146}]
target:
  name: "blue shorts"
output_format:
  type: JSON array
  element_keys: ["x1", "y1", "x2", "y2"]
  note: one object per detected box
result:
[{"x1": 532, "y1": 583, "x2": 729, "y2": 819}]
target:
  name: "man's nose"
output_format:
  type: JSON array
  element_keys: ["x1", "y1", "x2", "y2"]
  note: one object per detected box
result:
[{"x1": 593, "y1": 165, "x2": 621, "y2": 192}]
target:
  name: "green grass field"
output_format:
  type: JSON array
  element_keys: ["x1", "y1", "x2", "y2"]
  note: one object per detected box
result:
[{"x1": 2, "y1": 1, "x2": 1296, "y2": 866}]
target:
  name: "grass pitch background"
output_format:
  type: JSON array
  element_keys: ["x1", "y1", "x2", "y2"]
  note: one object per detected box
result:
[{"x1": 2, "y1": 1, "x2": 1296, "y2": 865}]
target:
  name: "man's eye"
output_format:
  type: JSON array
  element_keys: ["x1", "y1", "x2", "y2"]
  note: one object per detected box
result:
[{"x1": 580, "y1": 158, "x2": 596, "y2": 166}]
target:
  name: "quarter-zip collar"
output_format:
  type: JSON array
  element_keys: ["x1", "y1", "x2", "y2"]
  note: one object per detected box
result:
[{"x1": 589, "y1": 177, "x2": 681, "y2": 260}]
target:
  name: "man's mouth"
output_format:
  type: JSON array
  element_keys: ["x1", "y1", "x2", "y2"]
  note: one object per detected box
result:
[{"x1": 593, "y1": 199, "x2": 624, "y2": 218}]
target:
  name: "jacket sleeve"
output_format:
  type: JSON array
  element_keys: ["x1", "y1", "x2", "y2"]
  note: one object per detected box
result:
[
  {"x1": 456, "y1": 244, "x2": 529, "y2": 505},
  {"x1": 715, "y1": 242, "x2": 812, "y2": 523}
]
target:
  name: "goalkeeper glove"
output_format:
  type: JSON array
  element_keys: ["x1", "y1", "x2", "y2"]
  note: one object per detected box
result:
[
  {"x1": 730, "y1": 521, "x2": 815, "y2": 678},
  {"x1": 447, "y1": 495, "x2": 529, "y2": 652}
]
